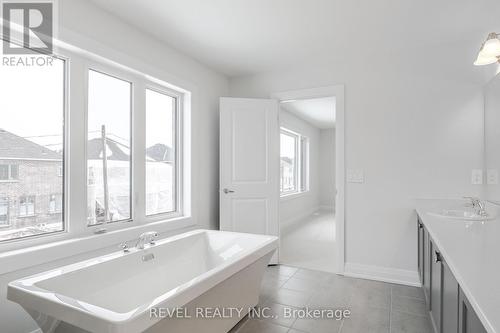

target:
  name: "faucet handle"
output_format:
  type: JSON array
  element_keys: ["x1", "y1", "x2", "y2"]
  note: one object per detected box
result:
[
  {"x1": 149, "y1": 231, "x2": 159, "y2": 245},
  {"x1": 463, "y1": 196, "x2": 478, "y2": 206},
  {"x1": 120, "y1": 242, "x2": 130, "y2": 253}
]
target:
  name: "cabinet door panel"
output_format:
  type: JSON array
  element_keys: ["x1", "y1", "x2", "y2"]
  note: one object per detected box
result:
[
  {"x1": 442, "y1": 260, "x2": 458, "y2": 333},
  {"x1": 423, "y1": 229, "x2": 431, "y2": 307},
  {"x1": 458, "y1": 289, "x2": 487, "y2": 333},
  {"x1": 430, "y1": 239, "x2": 442, "y2": 332},
  {"x1": 418, "y1": 218, "x2": 424, "y2": 284}
]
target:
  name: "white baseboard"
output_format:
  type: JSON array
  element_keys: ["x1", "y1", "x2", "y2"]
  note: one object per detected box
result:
[
  {"x1": 280, "y1": 206, "x2": 320, "y2": 234},
  {"x1": 344, "y1": 262, "x2": 421, "y2": 287}
]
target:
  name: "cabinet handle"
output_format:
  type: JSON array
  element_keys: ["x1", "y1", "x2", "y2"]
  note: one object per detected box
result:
[
  {"x1": 418, "y1": 223, "x2": 423, "y2": 229},
  {"x1": 434, "y1": 250, "x2": 441, "y2": 263}
]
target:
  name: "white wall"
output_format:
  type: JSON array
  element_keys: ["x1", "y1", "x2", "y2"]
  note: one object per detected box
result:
[
  {"x1": 0, "y1": 1, "x2": 229, "y2": 331},
  {"x1": 484, "y1": 73, "x2": 500, "y2": 202},
  {"x1": 319, "y1": 128, "x2": 336, "y2": 210},
  {"x1": 279, "y1": 109, "x2": 320, "y2": 231},
  {"x1": 230, "y1": 54, "x2": 485, "y2": 281}
]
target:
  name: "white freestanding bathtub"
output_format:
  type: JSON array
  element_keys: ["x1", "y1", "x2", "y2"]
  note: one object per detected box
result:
[{"x1": 7, "y1": 229, "x2": 278, "y2": 333}]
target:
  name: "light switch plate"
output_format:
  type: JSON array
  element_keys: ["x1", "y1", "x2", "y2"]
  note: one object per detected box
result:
[
  {"x1": 487, "y1": 169, "x2": 499, "y2": 185},
  {"x1": 347, "y1": 169, "x2": 364, "y2": 183},
  {"x1": 471, "y1": 169, "x2": 483, "y2": 185}
]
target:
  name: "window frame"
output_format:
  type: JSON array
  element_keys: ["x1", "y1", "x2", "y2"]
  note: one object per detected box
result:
[
  {"x1": 300, "y1": 136, "x2": 310, "y2": 192},
  {"x1": 85, "y1": 66, "x2": 134, "y2": 227},
  {"x1": 280, "y1": 128, "x2": 299, "y2": 195},
  {"x1": 18, "y1": 195, "x2": 36, "y2": 218},
  {"x1": 0, "y1": 164, "x2": 19, "y2": 182},
  {"x1": 0, "y1": 50, "x2": 68, "y2": 243},
  {"x1": 280, "y1": 127, "x2": 310, "y2": 197},
  {"x1": 144, "y1": 83, "x2": 184, "y2": 220}
]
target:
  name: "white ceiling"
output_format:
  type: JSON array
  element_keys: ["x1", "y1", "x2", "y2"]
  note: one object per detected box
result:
[
  {"x1": 281, "y1": 97, "x2": 336, "y2": 129},
  {"x1": 89, "y1": 0, "x2": 500, "y2": 78}
]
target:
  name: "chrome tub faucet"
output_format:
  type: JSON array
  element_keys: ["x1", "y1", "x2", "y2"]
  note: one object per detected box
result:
[{"x1": 135, "y1": 231, "x2": 159, "y2": 249}]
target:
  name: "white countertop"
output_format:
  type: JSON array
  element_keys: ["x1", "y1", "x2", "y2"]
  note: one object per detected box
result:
[{"x1": 416, "y1": 199, "x2": 500, "y2": 333}]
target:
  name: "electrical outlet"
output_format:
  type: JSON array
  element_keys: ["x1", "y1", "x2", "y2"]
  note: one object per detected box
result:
[
  {"x1": 487, "y1": 169, "x2": 499, "y2": 185},
  {"x1": 471, "y1": 169, "x2": 483, "y2": 185}
]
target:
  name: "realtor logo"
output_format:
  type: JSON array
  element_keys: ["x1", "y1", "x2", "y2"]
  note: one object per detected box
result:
[{"x1": 2, "y1": 1, "x2": 53, "y2": 54}]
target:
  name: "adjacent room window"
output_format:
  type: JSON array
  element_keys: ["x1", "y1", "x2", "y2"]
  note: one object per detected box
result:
[
  {"x1": 300, "y1": 136, "x2": 310, "y2": 192},
  {"x1": 0, "y1": 164, "x2": 19, "y2": 181},
  {"x1": 0, "y1": 55, "x2": 65, "y2": 241},
  {"x1": 87, "y1": 70, "x2": 132, "y2": 225},
  {"x1": 280, "y1": 129, "x2": 298, "y2": 193},
  {"x1": 0, "y1": 198, "x2": 9, "y2": 227},
  {"x1": 19, "y1": 196, "x2": 35, "y2": 217},
  {"x1": 280, "y1": 128, "x2": 309, "y2": 195},
  {"x1": 145, "y1": 88, "x2": 178, "y2": 216}
]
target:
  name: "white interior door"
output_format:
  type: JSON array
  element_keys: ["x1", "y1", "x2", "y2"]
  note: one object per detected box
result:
[{"x1": 219, "y1": 97, "x2": 279, "y2": 243}]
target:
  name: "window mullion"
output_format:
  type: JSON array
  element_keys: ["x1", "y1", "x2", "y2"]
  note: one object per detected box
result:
[
  {"x1": 133, "y1": 80, "x2": 146, "y2": 224},
  {"x1": 68, "y1": 56, "x2": 89, "y2": 236}
]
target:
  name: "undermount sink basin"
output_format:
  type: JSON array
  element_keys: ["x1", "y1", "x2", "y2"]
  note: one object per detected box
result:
[{"x1": 428, "y1": 209, "x2": 496, "y2": 221}]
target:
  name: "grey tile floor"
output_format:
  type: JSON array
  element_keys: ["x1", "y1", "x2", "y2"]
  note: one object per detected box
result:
[{"x1": 230, "y1": 265, "x2": 433, "y2": 333}]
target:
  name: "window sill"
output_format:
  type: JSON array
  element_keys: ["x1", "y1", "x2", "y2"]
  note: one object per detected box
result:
[
  {"x1": 280, "y1": 190, "x2": 310, "y2": 202},
  {"x1": 0, "y1": 215, "x2": 195, "y2": 275}
]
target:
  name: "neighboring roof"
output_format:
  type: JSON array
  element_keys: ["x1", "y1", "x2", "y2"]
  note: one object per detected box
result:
[
  {"x1": 87, "y1": 137, "x2": 130, "y2": 161},
  {"x1": 281, "y1": 156, "x2": 293, "y2": 166},
  {"x1": 88, "y1": 138, "x2": 173, "y2": 163},
  {"x1": 146, "y1": 144, "x2": 174, "y2": 162},
  {"x1": 0, "y1": 129, "x2": 62, "y2": 160}
]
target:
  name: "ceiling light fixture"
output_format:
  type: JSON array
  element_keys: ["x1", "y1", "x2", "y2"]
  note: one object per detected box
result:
[{"x1": 474, "y1": 32, "x2": 500, "y2": 66}]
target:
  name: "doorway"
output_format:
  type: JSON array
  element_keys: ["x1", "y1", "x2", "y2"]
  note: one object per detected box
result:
[
  {"x1": 272, "y1": 85, "x2": 344, "y2": 274},
  {"x1": 218, "y1": 85, "x2": 344, "y2": 272}
]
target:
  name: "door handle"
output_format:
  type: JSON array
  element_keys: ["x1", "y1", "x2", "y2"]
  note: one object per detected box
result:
[
  {"x1": 434, "y1": 250, "x2": 441, "y2": 263},
  {"x1": 223, "y1": 188, "x2": 235, "y2": 194}
]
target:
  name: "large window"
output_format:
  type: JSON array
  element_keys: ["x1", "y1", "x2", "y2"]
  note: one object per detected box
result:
[
  {"x1": 145, "y1": 88, "x2": 178, "y2": 216},
  {"x1": 280, "y1": 128, "x2": 309, "y2": 195},
  {"x1": 0, "y1": 55, "x2": 65, "y2": 241},
  {"x1": 87, "y1": 70, "x2": 132, "y2": 225},
  {"x1": 0, "y1": 45, "x2": 187, "y2": 247}
]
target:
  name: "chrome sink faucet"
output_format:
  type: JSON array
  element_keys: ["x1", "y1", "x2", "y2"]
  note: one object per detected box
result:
[
  {"x1": 464, "y1": 197, "x2": 487, "y2": 217},
  {"x1": 135, "y1": 231, "x2": 159, "y2": 250}
]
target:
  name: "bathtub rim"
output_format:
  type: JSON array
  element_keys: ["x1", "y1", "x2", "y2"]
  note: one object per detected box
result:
[{"x1": 7, "y1": 229, "x2": 278, "y2": 330}]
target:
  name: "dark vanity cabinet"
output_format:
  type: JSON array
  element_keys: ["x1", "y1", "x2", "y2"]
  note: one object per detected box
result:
[
  {"x1": 417, "y1": 219, "x2": 424, "y2": 289},
  {"x1": 418, "y1": 218, "x2": 431, "y2": 307},
  {"x1": 430, "y1": 239, "x2": 442, "y2": 331},
  {"x1": 458, "y1": 289, "x2": 487, "y2": 333},
  {"x1": 441, "y1": 260, "x2": 459, "y2": 333},
  {"x1": 417, "y1": 216, "x2": 487, "y2": 333}
]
